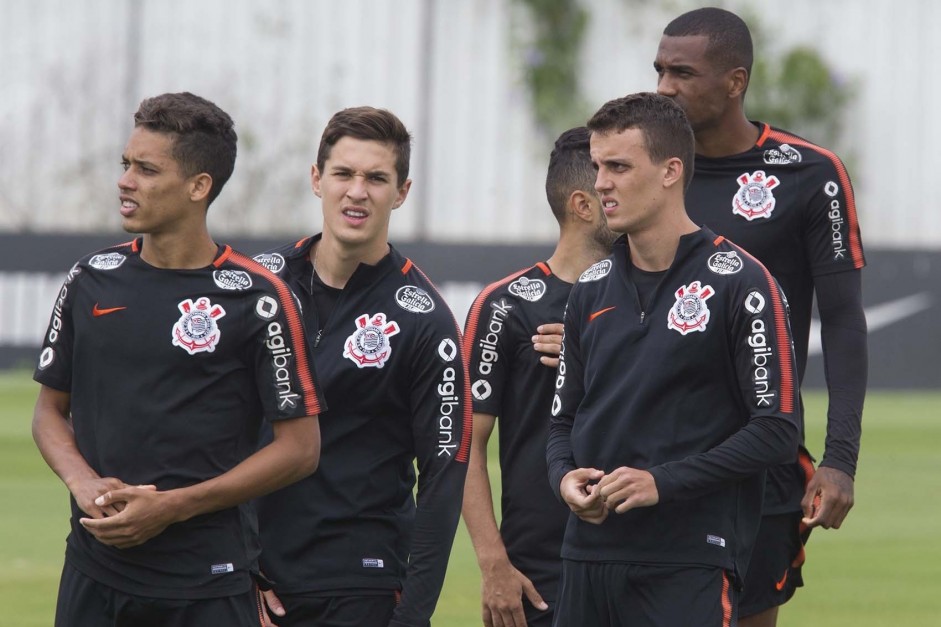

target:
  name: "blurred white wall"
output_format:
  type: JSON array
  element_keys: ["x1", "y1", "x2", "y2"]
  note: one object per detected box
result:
[{"x1": 0, "y1": 0, "x2": 935, "y2": 246}]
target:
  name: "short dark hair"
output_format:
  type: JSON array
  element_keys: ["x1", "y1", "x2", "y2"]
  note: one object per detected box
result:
[
  {"x1": 546, "y1": 127, "x2": 596, "y2": 223},
  {"x1": 316, "y1": 107, "x2": 412, "y2": 186},
  {"x1": 133, "y1": 92, "x2": 237, "y2": 206},
  {"x1": 587, "y1": 92, "x2": 695, "y2": 189},
  {"x1": 663, "y1": 7, "x2": 753, "y2": 77}
]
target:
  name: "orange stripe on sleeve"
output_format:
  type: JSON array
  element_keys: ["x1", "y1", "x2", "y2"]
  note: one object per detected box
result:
[
  {"x1": 400, "y1": 258, "x2": 413, "y2": 274},
  {"x1": 461, "y1": 267, "x2": 533, "y2": 361},
  {"x1": 229, "y1": 252, "x2": 322, "y2": 417},
  {"x1": 767, "y1": 129, "x2": 865, "y2": 268},
  {"x1": 409, "y1": 263, "x2": 475, "y2": 463},
  {"x1": 729, "y1": 244, "x2": 796, "y2": 414}
]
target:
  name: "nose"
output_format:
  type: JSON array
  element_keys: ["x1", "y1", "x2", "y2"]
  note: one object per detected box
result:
[
  {"x1": 594, "y1": 169, "x2": 612, "y2": 194},
  {"x1": 118, "y1": 168, "x2": 135, "y2": 191},
  {"x1": 346, "y1": 174, "x2": 368, "y2": 200},
  {"x1": 656, "y1": 73, "x2": 676, "y2": 97}
]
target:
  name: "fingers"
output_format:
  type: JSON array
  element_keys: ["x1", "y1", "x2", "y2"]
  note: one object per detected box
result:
[
  {"x1": 538, "y1": 355, "x2": 560, "y2": 368},
  {"x1": 78, "y1": 517, "x2": 137, "y2": 549},
  {"x1": 800, "y1": 489, "x2": 824, "y2": 528},
  {"x1": 532, "y1": 323, "x2": 564, "y2": 369},
  {"x1": 536, "y1": 323, "x2": 564, "y2": 337},
  {"x1": 597, "y1": 468, "x2": 658, "y2": 513},
  {"x1": 521, "y1": 578, "x2": 548, "y2": 611},
  {"x1": 803, "y1": 491, "x2": 852, "y2": 529},
  {"x1": 263, "y1": 589, "x2": 286, "y2": 618},
  {"x1": 258, "y1": 588, "x2": 280, "y2": 627}
]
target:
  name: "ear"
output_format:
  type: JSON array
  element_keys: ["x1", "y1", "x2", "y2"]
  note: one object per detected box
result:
[
  {"x1": 189, "y1": 173, "x2": 213, "y2": 203},
  {"x1": 311, "y1": 164, "x2": 323, "y2": 198},
  {"x1": 728, "y1": 66, "x2": 749, "y2": 100},
  {"x1": 662, "y1": 157, "x2": 685, "y2": 190},
  {"x1": 392, "y1": 178, "x2": 412, "y2": 210},
  {"x1": 568, "y1": 190, "x2": 596, "y2": 223}
]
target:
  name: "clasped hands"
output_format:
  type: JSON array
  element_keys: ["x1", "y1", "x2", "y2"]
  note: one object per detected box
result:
[{"x1": 559, "y1": 467, "x2": 659, "y2": 524}]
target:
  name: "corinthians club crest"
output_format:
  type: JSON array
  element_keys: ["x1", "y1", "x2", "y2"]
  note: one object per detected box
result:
[
  {"x1": 732, "y1": 170, "x2": 780, "y2": 221},
  {"x1": 172, "y1": 297, "x2": 226, "y2": 354},
  {"x1": 667, "y1": 281, "x2": 714, "y2": 335},
  {"x1": 343, "y1": 312, "x2": 400, "y2": 368}
]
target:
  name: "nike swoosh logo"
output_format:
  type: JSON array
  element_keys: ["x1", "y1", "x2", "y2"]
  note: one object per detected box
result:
[
  {"x1": 808, "y1": 292, "x2": 932, "y2": 356},
  {"x1": 93, "y1": 304, "x2": 127, "y2": 317},
  {"x1": 588, "y1": 306, "x2": 617, "y2": 322},
  {"x1": 775, "y1": 569, "x2": 789, "y2": 591}
]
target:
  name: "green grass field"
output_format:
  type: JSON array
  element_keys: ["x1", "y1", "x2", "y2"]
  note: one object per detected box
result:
[{"x1": 3, "y1": 370, "x2": 939, "y2": 625}]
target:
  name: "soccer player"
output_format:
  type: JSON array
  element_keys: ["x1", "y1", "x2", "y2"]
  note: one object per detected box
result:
[
  {"x1": 32, "y1": 92, "x2": 323, "y2": 627},
  {"x1": 253, "y1": 106, "x2": 470, "y2": 627},
  {"x1": 462, "y1": 127, "x2": 616, "y2": 627},
  {"x1": 654, "y1": 8, "x2": 867, "y2": 625},
  {"x1": 546, "y1": 92, "x2": 801, "y2": 626}
]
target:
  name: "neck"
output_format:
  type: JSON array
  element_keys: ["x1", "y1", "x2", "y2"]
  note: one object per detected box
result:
[
  {"x1": 312, "y1": 234, "x2": 389, "y2": 289},
  {"x1": 139, "y1": 228, "x2": 217, "y2": 269},
  {"x1": 547, "y1": 229, "x2": 610, "y2": 283},
  {"x1": 694, "y1": 113, "x2": 760, "y2": 158},
  {"x1": 626, "y1": 207, "x2": 699, "y2": 272}
]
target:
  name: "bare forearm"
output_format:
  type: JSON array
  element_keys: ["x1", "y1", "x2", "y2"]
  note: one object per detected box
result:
[
  {"x1": 32, "y1": 387, "x2": 98, "y2": 488},
  {"x1": 462, "y1": 447, "x2": 508, "y2": 566}
]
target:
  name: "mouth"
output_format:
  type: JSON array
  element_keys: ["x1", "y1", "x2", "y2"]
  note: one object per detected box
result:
[
  {"x1": 120, "y1": 196, "x2": 139, "y2": 217},
  {"x1": 342, "y1": 207, "x2": 368, "y2": 224},
  {"x1": 602, "y1": 198, "x2": 618, "y2": 215}
]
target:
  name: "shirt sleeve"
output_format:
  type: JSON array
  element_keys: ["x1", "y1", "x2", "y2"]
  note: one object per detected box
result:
[
  {"x1": 33, "y1": 264, "x2": 81, "y2": 392},
  {"x1": 247, "y1": 280, "x2": 324, "y2": 421},
  {"x1": 546, "y1": 295, "x2": 584, "y2": 502},
  {"x1": 815, "y1": 269, "x2": 867, "y2": 477},
  {"x1": 463, "y1": 286, "x2": 517, "y2": 415},
  {"x1": 390, "y1": 315, "x2": 470, "y2": 627},
  {"x1": 650, "y1": 270, "x2": 801, "y2": 502},
  {"x1": 803, "y1": 154, "x2": 865, "y2": 276}
]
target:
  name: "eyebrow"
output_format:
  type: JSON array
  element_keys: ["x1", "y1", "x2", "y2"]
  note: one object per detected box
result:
[
  {"x1": 122, "y1": 156, "x2": 160, "y2": 168},
  {"x1": 331, "y1": 165, "x2": 392, "y2": 177}
]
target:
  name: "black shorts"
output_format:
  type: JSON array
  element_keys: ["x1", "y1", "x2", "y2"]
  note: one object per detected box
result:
[
  {"x1": 739, "y1": 510, "x2": 810, "y2": 617},
  {"x1": 740, "y1": 450, "x2": 815, "y2": 617},
  {"x1": 553, "y1": 560, "x2": 737, "y2": 627},
  {"x1": 271, "y1": 590, "x2": 400, "y2": 627},
  {"x1": 55, "y1": 561, "x2": 261, "y2": 627}
]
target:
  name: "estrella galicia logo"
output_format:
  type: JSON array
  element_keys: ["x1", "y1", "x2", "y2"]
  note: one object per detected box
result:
[
  {"x1": 707, "y1": 251, "x2": 743, "y2": 275},
  {"x1": 213, "y1": 269, "x2": 253, "y2": 291},
  {"x1": 579, "y1": 259, "x2": 612, "y2": 282},
  {"x1": 508, "y1": 277, "x2": 547, "y2": 302},
  {"x1": 89, "y1": 252, "x2": 126, "y2": 270},
  {"x1": 763, "y1": 143, "x2": 802, "y2": 165},
  {"x1": 252, "y1": 253, "x2": 286, "y2": 274},
  {"x1": 396, "y1": 285, "x2": 435, "y2": 314}
]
